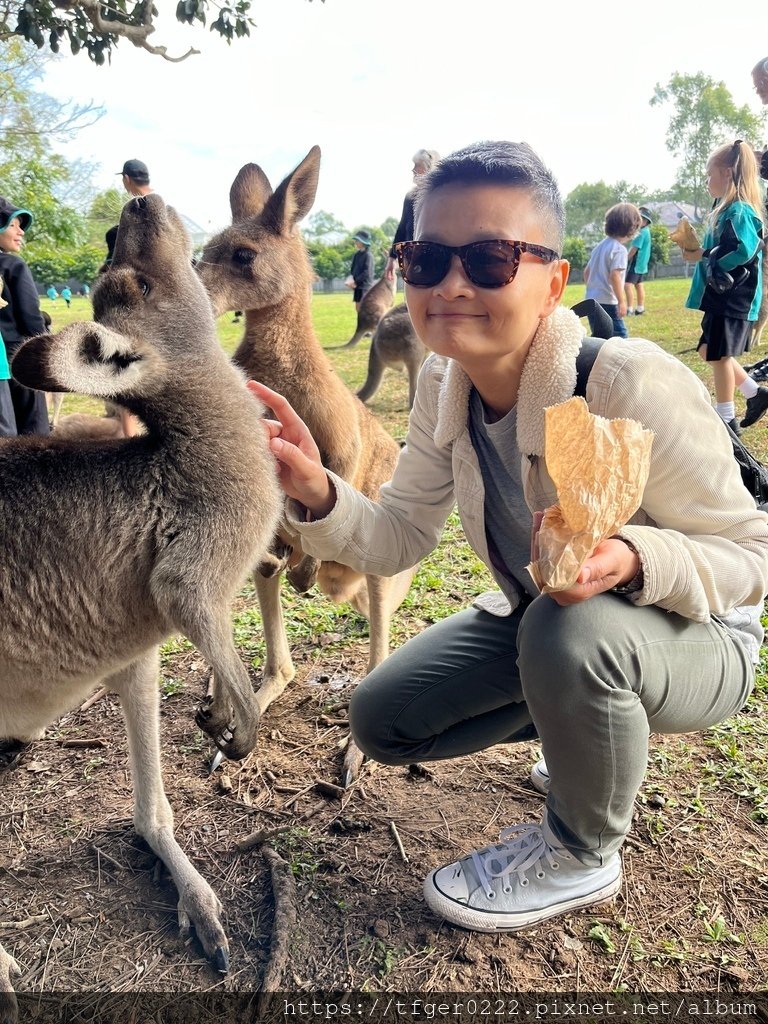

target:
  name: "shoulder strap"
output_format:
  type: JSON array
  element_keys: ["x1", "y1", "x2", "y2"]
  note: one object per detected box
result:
[{"x1": 575, "y1": 336, "x2": 606, "y2": 398}]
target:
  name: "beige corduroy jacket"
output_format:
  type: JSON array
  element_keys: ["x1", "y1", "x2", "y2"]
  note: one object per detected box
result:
[{"x1": 286, "y1": 306, "x2": 768, "y2": 636}]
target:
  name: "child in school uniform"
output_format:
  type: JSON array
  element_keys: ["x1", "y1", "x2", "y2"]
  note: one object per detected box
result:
[{"x1": 684, "y1": 141, "x2": 768, "y2": 434}]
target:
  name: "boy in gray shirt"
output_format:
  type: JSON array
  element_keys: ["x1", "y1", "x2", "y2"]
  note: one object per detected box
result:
[{"x1": 584, "y1": 203, "x2": 642, "y2": 338}]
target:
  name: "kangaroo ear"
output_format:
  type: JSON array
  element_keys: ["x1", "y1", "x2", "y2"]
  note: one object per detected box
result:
[
  {"x1": 230, "y1": 164, "x2": 274, "y2": 222},
  {"x1": 11, "y1": 334, "x2": 67, "y2": 393},
  {"x1": 264, "y1": 145, "x2": 321, "y2": 235}
]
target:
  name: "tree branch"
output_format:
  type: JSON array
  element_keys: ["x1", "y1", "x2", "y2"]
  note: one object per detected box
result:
[{"x1": 53, "y1": 1, "x2": 200, "y2": 61}]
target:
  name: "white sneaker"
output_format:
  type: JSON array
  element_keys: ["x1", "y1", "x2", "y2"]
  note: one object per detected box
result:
[
  {"x1": 423, "y1": 815, "x2": 621, "y2": 933},
  {"x1": 530, "y1": 758, "x2": 550, "y2": 794}
]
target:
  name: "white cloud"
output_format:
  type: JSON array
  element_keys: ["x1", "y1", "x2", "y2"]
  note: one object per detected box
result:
[{"x1": 40, "y1": 0, "x2": 768, "y2": 237}]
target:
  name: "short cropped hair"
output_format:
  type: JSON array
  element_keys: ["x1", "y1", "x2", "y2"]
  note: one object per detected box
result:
[
  {"x1": 752, "y1": 56, "x2": 768, "y2": 78},
  {"x1": 413, "y1": 141, "x2": 565, "y2": 251},
  {"x1": 604, "y1": 203, "x2": 642, "y2": 239},
  {"x1": 412, "y1": 148, "x2": 440, "y2": 171}
]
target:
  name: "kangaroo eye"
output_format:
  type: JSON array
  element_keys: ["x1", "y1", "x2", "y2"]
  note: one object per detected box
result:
[
  {"x1": 233, "y1": 248, "x2": 256, "y2": 266},
  {"x1": 138, "y1": 278, "x2": 150, "y2": 296}
]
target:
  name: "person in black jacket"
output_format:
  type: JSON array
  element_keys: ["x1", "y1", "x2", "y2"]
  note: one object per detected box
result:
[
  {"x1": 384, "y1": 149, "x2": 441, "y2": 282},
  {"x1": 349, "y1": 230, "x2": 374, "y2": 311},
  {"x1": 0, "y1": 196, "x2": 50, "y2": 436}
]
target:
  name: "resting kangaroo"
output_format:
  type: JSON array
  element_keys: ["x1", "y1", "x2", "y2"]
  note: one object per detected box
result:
[
  {"x1": 0, "y1": 194, "x2": 281, "y2": 1019},
  {"x1": 197, "y1": 146, "x2": 416, "y2": 784},
  {"x1": 357, "y1": 302, "x2": 427, "y2": 410},
  {"x1": 335, "y1": 273, "x2": 395, "y2": 349}
]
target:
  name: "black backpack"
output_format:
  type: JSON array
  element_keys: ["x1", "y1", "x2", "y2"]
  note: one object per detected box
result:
[{"x1": 569, "y1": 299, "x2": 768, "y2": 512}]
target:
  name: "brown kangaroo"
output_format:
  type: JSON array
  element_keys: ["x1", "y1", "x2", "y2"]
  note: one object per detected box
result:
[
  {"x1": 333, "y1": 273, "x2": 396, "y2": 349},
  {"x1": 0, "y1": 194, "x2": 282, "y2": 1019},
  {"x1": 197, "y1": 146, "x2": 416, "y2": 785},
  {"x1": 356, "y1": 302, "x2": 427, "y2": 410}
]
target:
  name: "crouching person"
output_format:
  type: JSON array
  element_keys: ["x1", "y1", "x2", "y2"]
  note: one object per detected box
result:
[{"x1": 250, "y1": 141, "x2": 768, "y2": 933}]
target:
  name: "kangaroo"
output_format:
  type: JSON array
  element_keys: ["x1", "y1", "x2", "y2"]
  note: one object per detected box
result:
[
  {"x1": 356, "y1": 303, "x2": 427, "y2": 410},
  {"x1": 0, "y1": 193, "x2": 282, "y2": 1019},
  {"x1": 334, "y1": 273, "x2": 395, "y2": 348},
  {"x1": 197, "y1": 147, "x2": 416, "y2": 785}
]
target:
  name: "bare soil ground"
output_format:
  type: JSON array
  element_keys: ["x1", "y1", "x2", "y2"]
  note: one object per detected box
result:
[{"x1": 2, "y1": 601, "x2": 767, "y2": 1008}]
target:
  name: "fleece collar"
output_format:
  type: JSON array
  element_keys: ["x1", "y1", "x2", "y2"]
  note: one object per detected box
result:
[{"x1": 432, "y1": 305, "x2": 586, "y2": 455}]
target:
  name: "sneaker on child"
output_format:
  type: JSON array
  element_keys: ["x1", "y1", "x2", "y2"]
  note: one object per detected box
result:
[
  {"x1": 741, "y1": 387, "x2": 768, "y2": 429},
  {"x1": 423, "y1": 814, "x2": 622, "y2": 933},
  {"x1": 530, "y1": 758, "x2": 550, "y2": 794}
]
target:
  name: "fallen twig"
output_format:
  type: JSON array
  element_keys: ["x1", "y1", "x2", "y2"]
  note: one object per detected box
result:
[
  {"x1": 79, "y1": 687, "x2": 109, "y2": 713},
  {"x1": 91, "y1": 845, "x2": 127, "y2": 873},
  {"x1": 60, "y1": 738, "x2": 107, "y2": 750},
  {"x1": 234, "y1": 824, "x2": 293, "y2": 855},
  {"x1": 314, "y1": 780, "x2": 345, "y2": 800},
  {"x1": 258, "y1": 845, "x2": 297, "y2": 1011},
  {"x1": 0, "y1": 914, "x2": 48, "y2": 932},
  {"x1": 389, "y1": 820, "x2": 409, "y2": 863}
]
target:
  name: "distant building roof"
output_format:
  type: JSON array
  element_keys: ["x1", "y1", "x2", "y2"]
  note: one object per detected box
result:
[
  {"x1": 179, "y1": 212, "x2": 209, "y2": 249},
  {"x1": 642, "y1": 201, "x2": 701, "y2": 227}
]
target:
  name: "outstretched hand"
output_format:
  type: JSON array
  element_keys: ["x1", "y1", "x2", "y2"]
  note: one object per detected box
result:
[
  {"x1": 247, "y1": 381, "x2": 336, "y2": 519},
  {"x1": 531, "y1": 512, "x2": 639, "y2": 606}
]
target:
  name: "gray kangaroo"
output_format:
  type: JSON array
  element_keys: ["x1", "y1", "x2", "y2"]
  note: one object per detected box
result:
[
  {"x1": 334, "y1": 273, "x2": 395, "y2": 348},
  {"x1": 356, "y1": 303, "x2": 427, "y2": 410},
  {"x1": 0, "y1": 194, "x2": 282, "y2": 1019},
  {"x1": 197, "y1": 146, "x2": 416, "y2": 786}
]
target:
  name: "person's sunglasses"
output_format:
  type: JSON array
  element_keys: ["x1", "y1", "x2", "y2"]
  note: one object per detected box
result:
[{"x1": 393, "y1": 239, "x2": 560, "y2": 289}]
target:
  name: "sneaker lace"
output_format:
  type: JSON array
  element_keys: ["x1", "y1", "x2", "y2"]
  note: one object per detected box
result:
[{"x1": 470, "y1": 824, "x2": 563, "y2": 898}]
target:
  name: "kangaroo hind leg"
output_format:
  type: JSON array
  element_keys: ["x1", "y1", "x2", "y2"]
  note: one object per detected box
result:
[{"x1": 109, "y1": 649, "x2": 229, "y2": 973}]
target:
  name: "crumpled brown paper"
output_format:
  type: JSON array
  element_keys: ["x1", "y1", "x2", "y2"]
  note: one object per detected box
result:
[{"x1": 527, "y1": 396, "x2": 654, "y2": 593}]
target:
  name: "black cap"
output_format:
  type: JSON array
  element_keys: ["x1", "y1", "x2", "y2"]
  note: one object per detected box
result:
[
  {"x1": 639, "y1": 206, "x2": 653, "y2": 224},
  {"x1": 0, "y1": 196, "x2": 33, "y2": 232},
  {"x1": 353, "y1": 230, "x2": 372, "y2": 245},
  {"x1": 118, "y1": 159, "x2": 150, "y2": 183}
]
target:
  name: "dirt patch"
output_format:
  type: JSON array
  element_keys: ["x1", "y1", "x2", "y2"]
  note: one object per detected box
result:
[{"x1": 1, "y1": 638, "x2": 767, "y2": 1003}]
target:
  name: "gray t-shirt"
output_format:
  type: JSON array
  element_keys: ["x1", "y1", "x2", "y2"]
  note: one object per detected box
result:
[
  {"x1": 468, "y1": 387, "x2": 536, "y2": 602},
  {"x1": 585, "y1": 236, "x2": 628, "y2": 305}
]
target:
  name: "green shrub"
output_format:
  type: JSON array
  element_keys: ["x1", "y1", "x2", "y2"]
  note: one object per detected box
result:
[{"x1": 562, "y1": 236, "x2": 588, "y2": 271}]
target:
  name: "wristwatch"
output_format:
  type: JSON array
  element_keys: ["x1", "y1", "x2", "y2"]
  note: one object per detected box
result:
[{"x1": 611, "y1": 537, "x2": 644, "y2": 595}]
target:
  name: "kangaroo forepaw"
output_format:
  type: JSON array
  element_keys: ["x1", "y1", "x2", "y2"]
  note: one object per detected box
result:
[
  {"x1": 286, "y1": 555, "x2": 320, "y2": 595},
  {"x1": 177, "y1": 883, "x2": 230, "y2": 974},
  {"x1": 257, "y1": 539, "x2": 292, "y2": 579},
  {"x1": 195, "y1": 696, "x2": 259, "y2": 760}
]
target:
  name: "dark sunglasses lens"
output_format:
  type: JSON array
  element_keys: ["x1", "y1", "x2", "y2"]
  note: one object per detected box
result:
[
  {"x1": 466, "y1": 242, "x2": 518, "y2": 287},
  {"x1": 402, "y1": 243, "x2": 449, "y2": 286}
]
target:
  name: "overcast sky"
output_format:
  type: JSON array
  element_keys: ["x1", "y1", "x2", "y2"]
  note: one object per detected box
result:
[{"x1": 40, "y1": 0, "x2": 767, "y2": 237}]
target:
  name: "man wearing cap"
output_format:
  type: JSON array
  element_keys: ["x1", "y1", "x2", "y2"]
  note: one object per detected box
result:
[
  {"x1": 0, "y1": 196, "x2": 50, "y2": 436},
  {"x1": 104, "y1": 159, "x2": 154, "y2": 268},
  {"x1": 119, "y1": 158, "x2": 153, "y2": 198},
  {"x1": 624, "y1": 206, "x2": 653, "y2": 317},
  {"x1": 349, "y1": 229, "x2": 374, "y2": 311}
]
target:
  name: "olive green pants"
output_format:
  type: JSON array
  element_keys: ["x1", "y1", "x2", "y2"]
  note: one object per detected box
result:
[{"x1": 348, "y1": 594, "x2": 754, "y2": 866}]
